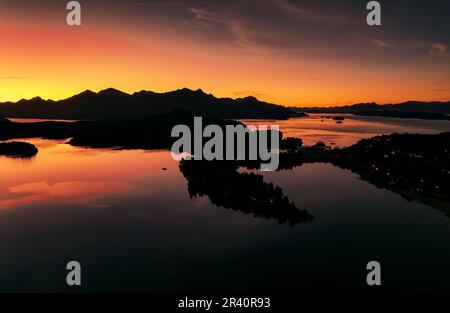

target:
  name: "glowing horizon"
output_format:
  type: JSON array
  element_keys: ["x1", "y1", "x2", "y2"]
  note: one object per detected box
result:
[
  {"x1": 2, "y1": 85, "x2": 450, "y2": 109},
  {"x1": 1, "y1": 0, "x2": 449, "y2": 107}
]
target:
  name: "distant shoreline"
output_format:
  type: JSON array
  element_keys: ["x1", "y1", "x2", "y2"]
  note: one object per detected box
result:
[
  {"x1": 352, "y1": 111, "x2": 450, "y2": 121},
  {"x1": 290, "y1": 100, "x2": 450, "y2": 119}
]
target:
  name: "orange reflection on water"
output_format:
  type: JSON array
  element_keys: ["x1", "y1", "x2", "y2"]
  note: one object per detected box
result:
[
  {"x1": 240, "y1": 114, "x2": 450, "y2": 147},
  {"x1": 1, "y1": 115, "x2": 449, "y2": 210},
  {"x1": 0, "y1": 180, "x2": 130, "y2": 210},
  {"x1": 0, "y1": 138, "x2": 180, "y2": 210}
]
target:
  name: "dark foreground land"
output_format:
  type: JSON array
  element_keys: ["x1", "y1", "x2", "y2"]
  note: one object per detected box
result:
[
  {"x1": 180, "y1": 132, "x2": 450, "y2": 220},
  {"x1": 1, "y1": 113, "x2": 449, "y2": 219},
  {"x1": 0, "y1": 141, "x2": 38, "y2": 157},
  {"x1": 286, "y1": 133, "x2": 450, "y2": 213},
  {"x1": 179, "y1": 160, "x2": 314, "y2": 225},
  {"x1": 0, "y1": 110, "x2": 242, "y2": 149}
]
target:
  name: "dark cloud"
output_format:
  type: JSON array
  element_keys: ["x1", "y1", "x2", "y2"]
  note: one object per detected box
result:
[
  {"x1": 2, "y1": 0, "x2": 449, "y2": 60},
  {"x1": 108, "y1": 0, "x2": 450, "y2": 60}
]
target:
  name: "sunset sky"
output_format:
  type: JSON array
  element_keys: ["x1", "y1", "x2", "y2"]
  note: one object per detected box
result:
[{"x1": 0, "y1": 0, "x2": 449, "y2": 106}]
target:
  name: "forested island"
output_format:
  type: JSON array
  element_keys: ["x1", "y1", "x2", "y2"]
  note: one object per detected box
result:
[{"x1": 0, "y1": 141, "x2": 38, "y2": 157}]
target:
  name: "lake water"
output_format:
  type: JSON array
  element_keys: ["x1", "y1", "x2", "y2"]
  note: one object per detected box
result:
[
  {"x1": 1, "y1": 115, "x2": 449, "y2": 292},
  {"x1": 241, "y1": 113, "x2": 450, "y2": 146}
]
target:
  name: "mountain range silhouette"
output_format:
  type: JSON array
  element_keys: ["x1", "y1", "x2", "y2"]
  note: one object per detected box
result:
[
  {"x1": 293, "y1": 101, "x2": 450, "y2": 115},
  {"x1": 0, "y1": 88, "x2": 301, "y2": 120}
]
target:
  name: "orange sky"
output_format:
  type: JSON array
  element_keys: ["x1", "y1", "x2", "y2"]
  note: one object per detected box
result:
[{"x1": 1, "y1": 0, "x2": 449, "y2": 107}]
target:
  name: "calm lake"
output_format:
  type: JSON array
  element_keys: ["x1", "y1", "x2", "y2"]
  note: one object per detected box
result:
[{"x1": 1, "y1": 115, "x2": 450, "y2": 292}]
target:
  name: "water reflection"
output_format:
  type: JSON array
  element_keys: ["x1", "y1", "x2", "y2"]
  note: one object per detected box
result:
[
  {"x1": 240, "y1": 113, "x2": 450, "y2": 146},
  {"x1": 0, "y1": 138, "x2": 449, "y2": 292},
  {"x1": 0, "y1": 154, "x2": 36, "y2": 163},
  {"x1": 0, "y1": 180, "x2": 130, "y2": 210},
  {"x1": 179, "y1": 160, "x2": 313, "y2": 225},
  {"x1": 0, "y1": 138, "x2": 179, "y2": 211}
]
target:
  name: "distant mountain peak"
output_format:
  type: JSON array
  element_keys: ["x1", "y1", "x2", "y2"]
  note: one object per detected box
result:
[
  {"x1": 82, "y1": 89, "x2": 95, "y2": 94},
  {"x1": 17, "y1": 96, "x2": 44, "y2": 104},
  {"x1": 133, "y1": 90, "x2": 156, "y2": 96},
  {"x1": 240, "y1": 96, "x2": 258, "y2": 102},
  {"x1": 175, "y1": 87, "x2": 207, "y2": 95},
  {"x1": 76, "y1": 90, "x2": 96, "y2": 97},
  {"x1": 63, "y1": 89, "x2": 96, "y2": 102},
  {"x1": 98, "y1": 88, "x2": 129, "y2": 96}
]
